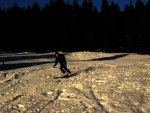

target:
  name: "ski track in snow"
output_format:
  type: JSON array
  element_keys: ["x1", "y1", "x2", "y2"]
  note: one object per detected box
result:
[{"x1": 0, "y1": 51, "x2": 150, "y2": 113}]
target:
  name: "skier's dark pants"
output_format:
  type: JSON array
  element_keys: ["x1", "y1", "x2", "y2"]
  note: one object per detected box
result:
[{"x1": 60, "y1": 64, "x2": 71, "y2": 74}]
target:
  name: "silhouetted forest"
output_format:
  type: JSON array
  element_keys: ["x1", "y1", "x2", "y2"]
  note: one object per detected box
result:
[{"x1": 0, "y1": 0, "x2": 150, "y2": 54}]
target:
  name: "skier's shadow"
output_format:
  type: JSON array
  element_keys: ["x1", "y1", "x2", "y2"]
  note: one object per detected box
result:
[
  {"x1": 60, "y1": 67, "x2": 94, "y2": 79},
  {"x1": 67, "y1": 53, "x2": 129, "y2": 78}
]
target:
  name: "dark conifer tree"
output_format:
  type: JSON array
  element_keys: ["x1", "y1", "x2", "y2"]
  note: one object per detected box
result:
[
  {"x1": 134, "y1": 0, "x2": 145, "y2": 53},
  {"x1": 143, "y1": 0, "x2": 150, "y2": 53},
  {"x1": 0, "y1": 0, "x2": 150, "y2": 54},
  {"x1": 0, "y1": 8, "x2": 7, "y2": 52},
  {"x1": 100, "y1": 0, "x2": 111, "y2": 51},
  {"x1": 109, "y1": 1, "x2": 121, "y2": 51},
  {"x1": 124, "y1": 0, "x2": 135, "y2": 52}
]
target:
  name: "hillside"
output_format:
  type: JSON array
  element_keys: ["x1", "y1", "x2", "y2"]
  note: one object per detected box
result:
[{"x1": 0, "y1": 52, "x2": 150, "y2": 113}]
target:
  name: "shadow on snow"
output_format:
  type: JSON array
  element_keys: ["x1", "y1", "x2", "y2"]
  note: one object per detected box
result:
[
  {"x1": 0, "y1": 53, "x2": 55, "y2": 71},
  {"x1": 0, "y1": 53, "x2": 129, "y2": 71},
  {"x1": 0, "y1": 53, "x2": 55, "y2": 62},
  {"x1": 0, "y1": 61, "x2": 55, "y2": 71},
  {"x1": 85, "y1": 53, "x2": 129, "y2": 61}
]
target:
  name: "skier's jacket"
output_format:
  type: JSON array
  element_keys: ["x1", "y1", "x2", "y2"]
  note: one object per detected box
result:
[{"x1": 53, "y1": 54, "x2": 66, "y2": 67}]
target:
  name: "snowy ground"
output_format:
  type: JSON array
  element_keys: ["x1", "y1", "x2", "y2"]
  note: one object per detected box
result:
[{"x1": 0, "y1": 51, "x2": 150, "y2": 113}]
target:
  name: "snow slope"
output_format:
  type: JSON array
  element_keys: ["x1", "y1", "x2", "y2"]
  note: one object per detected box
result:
[{"x1": 0, "y1": 51, "x2": 150, "y2": 113}]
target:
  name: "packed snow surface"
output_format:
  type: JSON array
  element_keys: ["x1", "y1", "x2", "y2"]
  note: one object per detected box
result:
[{"x1": 0, "y1": 51, "x2": 150, "y2": 113}]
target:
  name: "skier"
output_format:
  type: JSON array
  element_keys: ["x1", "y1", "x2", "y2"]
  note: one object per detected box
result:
[{"x1": 53, "y1": 51, "x2": 72, "y2": 77}]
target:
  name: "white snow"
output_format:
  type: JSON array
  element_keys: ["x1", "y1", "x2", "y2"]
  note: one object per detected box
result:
[{"x1": 0, "y1": 51, "x2": 150, "y2": 113}]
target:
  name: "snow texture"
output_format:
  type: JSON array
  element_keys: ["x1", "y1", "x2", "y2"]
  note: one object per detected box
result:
[{"x1": 0, "y1": 51, "x2": 150, "y2": 113}]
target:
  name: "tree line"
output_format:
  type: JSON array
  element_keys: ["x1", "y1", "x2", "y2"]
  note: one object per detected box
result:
[{"x1": 0, "y1": 0, "x2": 150, "y2": 54}]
